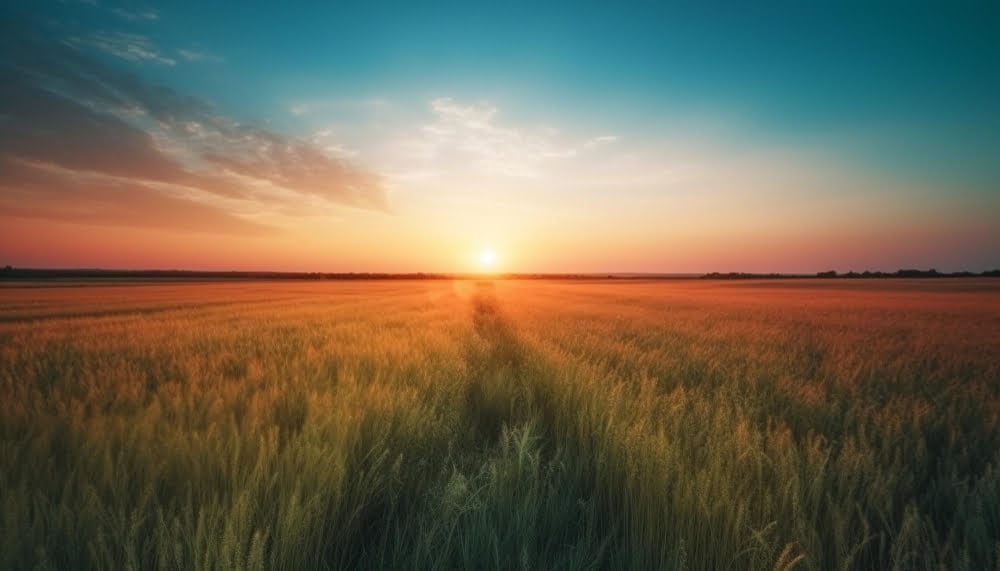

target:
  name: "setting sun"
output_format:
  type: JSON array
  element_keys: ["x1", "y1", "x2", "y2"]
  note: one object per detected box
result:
[{"x1": 477, "y1": 249, "x2": 498, "y2": 269}]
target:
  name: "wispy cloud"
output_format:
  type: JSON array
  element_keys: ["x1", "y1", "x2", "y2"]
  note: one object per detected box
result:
[
  {"x1": 379, "y1": 97, "x2": 637, "y2": 186},
  {"x1": 0, "y1": 157, "x2": 270, "y2": 235},
  {"x1": 111, "y1": 8, "x2": 159, "y2": 21},
  {"x1": 584, "y1": 135, "x2": 619, "y2": 148},
  {"x1": 0, "y1": 20, "x2": 389, "y2": 234},
  {"x1": 402, "y1": 97, "x2": 580, "y2": 177},
  {"x1": 71, "y1": 31, "x2": 176, "y2": 65},
  {"x1": 177, "y1": 48, "x2": 224, "y2": 63}
]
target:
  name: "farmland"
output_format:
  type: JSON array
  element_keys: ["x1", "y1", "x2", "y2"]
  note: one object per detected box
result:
[{"x1": 1, "y1": 279, "x2": 998, "y2": 569}]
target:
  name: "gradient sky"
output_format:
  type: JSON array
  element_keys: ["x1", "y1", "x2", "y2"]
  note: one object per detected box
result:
[{"x1": 1, "y1": 1, "x2": 998, "y2": 273}]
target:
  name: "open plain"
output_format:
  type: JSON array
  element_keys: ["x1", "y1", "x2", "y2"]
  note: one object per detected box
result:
[{"x1": 1, "y1": 279, "x2": 999, "y2": 569}]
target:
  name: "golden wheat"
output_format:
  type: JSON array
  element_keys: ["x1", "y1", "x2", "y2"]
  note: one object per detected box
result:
[{"x1": 1, "y1": 278, "x2": 997, "y2": 569}]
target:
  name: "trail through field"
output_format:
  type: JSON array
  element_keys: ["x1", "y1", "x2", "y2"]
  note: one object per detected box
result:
[
  {"x1": 470, "y1": 282, "x2": 523, "y2": 372},
  {"x1": 464, "y1": 281, "x2": 537, "y2": 446},
  {"x1": 465, "y1": 282, "x2": 572, "y2": 452}
]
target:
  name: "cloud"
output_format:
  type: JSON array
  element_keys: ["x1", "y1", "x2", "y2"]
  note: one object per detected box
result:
[
  {"x1": 408, "y1": 97, "x2": 580, "y2": 177},
  {"x1": 71, "y1": 31, "x2": 176, "y2": 65},
  {"x1": 199, "y1": 130, "x2": 386, "y2": 209},
  {"x1": 584, "y1": 135, "x2": 619, "y2": 148},
  {"x1": 0, "y1": 19, "x2": 389, "y2": 233},
  {"x1": 177, "y1": 49, "x2": 224, "y2": 63},
  {"x1": 112, "y1": 8, "x2": 160, "y2": 21},
  {"x1": 383, "y1": 98, "x2": 631, "y2": 184},
  {"x1": 0, "y1": 158, "x2": 271, "y2": 235}
]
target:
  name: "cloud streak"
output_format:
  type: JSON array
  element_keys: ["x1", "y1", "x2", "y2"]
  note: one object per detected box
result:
[
  {"x1": 0, "y1": 158, "x2": 271, "y2": 235},
  {"x1": 176, "y1": 49, "x2": 223, "y2": 63},
  {"x1": 71, "y1": 31, "x2": 176, "y2": 65},
  {"x1": 0, "y1": 18, "x2": 389, "y2": 234},
  {"x1": 111, "y1": 8, "x2": 160, "y2": 22},
  {"x1": 400, "y1": 97, "x2": 586, "y2": 178}
]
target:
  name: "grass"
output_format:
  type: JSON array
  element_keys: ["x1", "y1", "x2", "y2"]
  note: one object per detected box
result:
[{"x1": 1, "y1": 278, "x2": 998, "y2": 569}]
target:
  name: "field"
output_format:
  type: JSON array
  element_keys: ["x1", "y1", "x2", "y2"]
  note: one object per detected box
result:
[{"x1": 1, "y1": 278, "x2": 999, "y2": 570}]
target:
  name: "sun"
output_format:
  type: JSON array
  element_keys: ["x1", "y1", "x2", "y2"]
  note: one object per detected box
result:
[{"x1": 477, "y1": 248, "x2": 498, "y2": 269}]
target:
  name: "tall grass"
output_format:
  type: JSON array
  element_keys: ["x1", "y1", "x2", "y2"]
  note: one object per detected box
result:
[{"x1": 1, "y1": 279, "x2": 998, "y2": 569}]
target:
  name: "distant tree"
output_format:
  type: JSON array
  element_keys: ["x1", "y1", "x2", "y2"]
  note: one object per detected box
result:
[
  {"x1": 897, "y1": 268, "x2": 942, "y2": 278},
  {"x1": 817, "y1": 270, "x2": 838, "y2": 278}
]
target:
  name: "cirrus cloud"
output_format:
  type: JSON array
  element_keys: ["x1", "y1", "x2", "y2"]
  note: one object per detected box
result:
[{"x1": 0, "y1": 18, "x2": 389, "y2": 235}]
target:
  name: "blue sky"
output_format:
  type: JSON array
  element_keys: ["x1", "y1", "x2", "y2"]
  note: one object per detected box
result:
[
  {"x1": 89, "y1": 1, "x2": 1000, "y2": 180},
  {"x1": 1, "y1": 0, "x2": 998, "y2": 271}
]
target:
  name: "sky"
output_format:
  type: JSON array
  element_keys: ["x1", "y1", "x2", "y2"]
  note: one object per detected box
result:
[{"x1": 1, "y1": 1, "x2": 998, "y2": 273}]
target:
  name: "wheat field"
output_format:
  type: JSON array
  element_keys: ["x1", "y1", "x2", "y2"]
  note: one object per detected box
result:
[{"x1": 1, "y1": 278, "x2": 998, "y2": 570}]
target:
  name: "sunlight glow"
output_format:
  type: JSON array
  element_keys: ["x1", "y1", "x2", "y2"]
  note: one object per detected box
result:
[{"x1": 477, "y1": 248, "x2": 498, "y2": 269}]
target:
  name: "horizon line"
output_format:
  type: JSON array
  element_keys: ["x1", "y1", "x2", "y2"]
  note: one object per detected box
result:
[{"x1": 2, "y1": 267, "x2": 999, "y2": 280}]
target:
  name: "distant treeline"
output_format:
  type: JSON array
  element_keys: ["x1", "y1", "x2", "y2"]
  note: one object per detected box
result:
[
  {"x1": 3, "y1": 266, "x2": 998, "y2": 281},
  {"x1": 0, "y1": 267, "x2": 597, "y2": 281},
  {"x1": 702, "y1": 269, "x2": 1000, "y2": 279}
]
